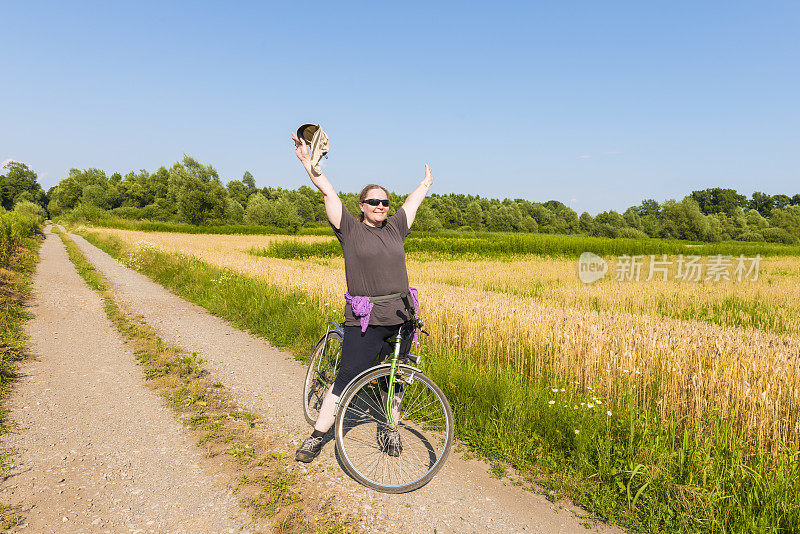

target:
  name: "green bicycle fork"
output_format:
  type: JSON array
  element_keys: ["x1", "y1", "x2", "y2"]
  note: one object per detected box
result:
[{"x1": 385, "y1": 333, "x2": 403, "y2": 428}]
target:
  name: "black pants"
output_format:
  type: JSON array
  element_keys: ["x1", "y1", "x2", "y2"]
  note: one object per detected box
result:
[{"x1": 331, "y1": 324, "x2": 413, "y2": 396}]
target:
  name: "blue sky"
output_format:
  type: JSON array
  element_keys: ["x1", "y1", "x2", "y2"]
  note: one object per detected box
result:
[{"x1": 2, "y1": 1, "x2": 798, "y2": 214}]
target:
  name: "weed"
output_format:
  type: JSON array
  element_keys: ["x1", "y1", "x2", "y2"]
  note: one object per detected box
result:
[
  {"x1": 490, "y1": 462, "x2": 508, "y2": 479},
  {"x1": 0, "y1": 226, "x2": 41, "y2": 530}
]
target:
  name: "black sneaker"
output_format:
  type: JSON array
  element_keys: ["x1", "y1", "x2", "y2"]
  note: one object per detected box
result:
[
  {"x1": 295, "y1": 436, "x2": 324, "y2": 463},
  {"x1": 379, "y1": 428, "x2": 403, "y2": 457}
]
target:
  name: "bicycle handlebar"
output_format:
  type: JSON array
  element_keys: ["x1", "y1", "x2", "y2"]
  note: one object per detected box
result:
[{"x1": 400, "y1": 294, "x2": 429, "y2": 337}]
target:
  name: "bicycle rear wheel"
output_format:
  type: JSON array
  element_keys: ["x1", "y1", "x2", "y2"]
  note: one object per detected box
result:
[
  {"x1": 334, "y1": 365, "x2": 453, "y2": 493},
  {"x1": 303, "y1": 329, "x2": 343, "y2": 425}
]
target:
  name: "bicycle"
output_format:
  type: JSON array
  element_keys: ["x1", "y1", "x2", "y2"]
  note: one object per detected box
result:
[{"x1": 302, "y1": 296, "x2": 454, "y2": 493}]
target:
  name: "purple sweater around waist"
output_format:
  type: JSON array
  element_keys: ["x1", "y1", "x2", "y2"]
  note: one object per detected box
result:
[{"x1": 344, "y1": 287, "x2": 419, "y2": 339}]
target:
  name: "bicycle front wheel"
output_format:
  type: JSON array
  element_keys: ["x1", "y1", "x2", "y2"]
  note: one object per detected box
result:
[
  {"x1": 334, "y1": 365, "x2": 454, "y2": 493},
  {"x1": 303, "y1": 329, "x2": 343, "y2": 425}
]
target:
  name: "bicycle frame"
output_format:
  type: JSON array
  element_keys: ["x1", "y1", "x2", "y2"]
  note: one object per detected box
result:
[
  {"x1": 334, "y1": 320, "x2": 422, "y2": 425},
  {"x1": 326, "y1": 321, "x2": 344, "y2": 337}
]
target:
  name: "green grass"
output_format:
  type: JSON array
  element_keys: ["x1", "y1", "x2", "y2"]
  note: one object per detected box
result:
[
  {"x1": 0, "y1": 226, "x2": 41, "y2": 529},
  {"x1": 0, "y1": 211, "x2": 40, "y2": 267},
  {"x1": 69, "y1": 216, "x2": 331, "y2": 236},
  {"x1": 0, "y1": 237, "x2": 40, "y2": 409},
  {"x1": 82, "y1": 229, "x2": 800, "y2": 533},
  {"x1": 253, "y1": 232, "x2": 800, "y2": 260}
]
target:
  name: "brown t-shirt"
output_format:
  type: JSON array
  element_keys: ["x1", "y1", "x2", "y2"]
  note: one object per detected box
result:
[{"x1": 330, "y1": 205, "x2": 411, "y2": 326}]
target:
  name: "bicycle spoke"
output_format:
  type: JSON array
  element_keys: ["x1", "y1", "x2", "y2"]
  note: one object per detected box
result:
[
  {"x1": 336, "y1": 367, "x2": 452, "y2": 492},
  {"x1": 342, "y1": 403, "x2": 385, "y2": 424},
  {"x1": 401, "y1": 398, "x2": 445, "y2": 427},
  {"x1": 304, "y1": 331, "x2": 342, "y2": 425}
]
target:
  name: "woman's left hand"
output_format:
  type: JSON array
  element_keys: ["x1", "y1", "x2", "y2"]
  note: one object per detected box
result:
[{"x1": 422, "y1": 164, "x2": 434, "y2": 187}]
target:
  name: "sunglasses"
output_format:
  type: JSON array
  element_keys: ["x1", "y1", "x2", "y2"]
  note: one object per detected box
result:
[{"x1": 362, "y1": 198, "x2": 390, "y2": 207}]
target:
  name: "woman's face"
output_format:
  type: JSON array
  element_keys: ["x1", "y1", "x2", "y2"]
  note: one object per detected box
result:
[{"x1": 360, "y1": 187, "x2": 389, "y2": 227}]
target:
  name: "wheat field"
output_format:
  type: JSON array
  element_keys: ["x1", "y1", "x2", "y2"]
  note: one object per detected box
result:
[{"x1": 87, "y1": 228, "x2": 800, "y2": 454}]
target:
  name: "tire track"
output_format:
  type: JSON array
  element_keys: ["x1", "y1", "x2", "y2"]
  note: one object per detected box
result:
[{"x1": 0, "y1": 227, "x2": 251, "y2": 533}]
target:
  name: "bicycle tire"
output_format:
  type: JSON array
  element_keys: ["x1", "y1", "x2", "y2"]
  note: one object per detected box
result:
[
  {"x1": 334, "y1": 365, "x2": 454, "y2": 493},
  {"x1": 303, "y1": 329, "x2": 343, "y2": 425}
]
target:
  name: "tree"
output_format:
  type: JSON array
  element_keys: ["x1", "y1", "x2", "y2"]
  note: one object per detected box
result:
[
  {"x1": 245, "y1": 193, "x2": 270, "y2": 225},
  {"x1": 242, "y1": 171, "x2": 256, "y2": 191},
  {"x1": 177, "y1": 178, "x2": 226, "y2": 224},
  {"x1": 485, "y1": 203, "x2": 524, "y2": 232},
  {"x1": 225, "y1": 198, "x2": 245, "y2": 224},
  {"x1": 163, "y1": 156, "x2": 226, "y2": 224},
  {"x1": 594, "y1": 210, "x2": 625, "y2": 228},
  {"x1": 527, "y1": 204, "x2": 555, "y2": 232},
  {"x1": 118, "y1": 171, "x2": 148, "y2": 207},
  {"x1": 707, "y1": 213, "x2": 734, "y2": 241},
  {"x1": 226, "y1": 180, "x2": 249, "y2": 205},
  {"x1": 146, "y1": 167, "x2": 169, "y2": 202},
  {"x1": 749, "y1": 192, "x2": 775, "y2": 218},
  {"x1": 578, "y1": 212, "x2": 594, "y2": 234},
  {"x1": 659, "y1": 198, "x2": 715, "y2": 241},
  {"x1": 623, "y1": 208, "x2": 642, "y2": 230},
  {"x1": 47, "y1": 168, "x2": 107, "y2": 216},
  {"x1": 690, "y1": 188, "x2": 747, "y2": 216},
  {"x1": 745, "y1": 209, "x2": 769, "y2": 230},
  {"x1": 464, "y1": 201, "x2": 484, "y2": 230},
  {"x1": 82, "y1": 184, "x2": 109, "y2": 209},
  {"x1": 1, "y1": 161, "x2": 46, "y2": 211},
  {"x1": 770, "y1": 206, "x2": 800, "y2": 238},
  {"x1": 558, "y1": 207, "x2": 580, "y2": 233},
  {"x1": 412, "y1": 203, "x2": 443, "y2": 231},
  {"x1": 773, "y1": 194, "x2": 792, "y2": 210},
  {"x1": 634, "y1": 199, "x2": 661, "y2": 218}
]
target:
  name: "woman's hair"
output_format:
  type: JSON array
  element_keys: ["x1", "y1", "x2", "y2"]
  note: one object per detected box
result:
[{"x1": 357, "y1": 184, "x2": 390, "y2": 222}]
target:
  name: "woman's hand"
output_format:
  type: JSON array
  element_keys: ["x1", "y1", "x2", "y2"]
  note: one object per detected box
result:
[
  {"x1": 291, "y1": 131, "x2": 342, "y2": 228},
  {"x1": 422, "y1": 164, "x2": 434, "y2": 187},
  {"x1": 403, "y1": 164, "x2": 434, "y2": 228},
  {"x1": 292, "y1": 133, "x2": 312, "y2": 167}
]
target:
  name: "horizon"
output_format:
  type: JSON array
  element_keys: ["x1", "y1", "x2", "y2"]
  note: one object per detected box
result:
[{"x1": 3, "y1": 154, "x2": 797, "y2": 217}]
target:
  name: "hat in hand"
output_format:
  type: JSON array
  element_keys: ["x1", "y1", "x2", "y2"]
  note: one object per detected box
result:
[{"x1": 296, "y1": 124, "x2": 329, "y2": 174}]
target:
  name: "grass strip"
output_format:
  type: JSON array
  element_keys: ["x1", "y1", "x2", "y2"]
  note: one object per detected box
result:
[
  {"x1": 71, "y1": 217, "x2": 331, "y2": 236},
  {"x1": 252, "y1": 232, "x2": 800, "y2": 260},
  {"x1": 57, "y1": 230, "x2": 351, "y2": 533},
  {"x1": 81, "y1": 229, "x2": 800, "y2": 533},
  {"x1": 0, "y1": 233, "x2": 41, "y2": 529}
]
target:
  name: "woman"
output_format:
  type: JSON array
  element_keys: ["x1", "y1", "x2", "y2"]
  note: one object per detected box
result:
[{"x1": 291, "y1": 131, "x2": 434, "y2": 462}]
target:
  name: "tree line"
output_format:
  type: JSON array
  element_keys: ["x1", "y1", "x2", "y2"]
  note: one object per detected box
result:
[{"x1": 4, "y1": 157, "x2": 800, "y2": 243}]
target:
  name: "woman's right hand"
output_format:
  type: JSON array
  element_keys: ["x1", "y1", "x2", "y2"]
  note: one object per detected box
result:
[{"x1": 292, "y1": 133, "x2": 312, "y2": 167}]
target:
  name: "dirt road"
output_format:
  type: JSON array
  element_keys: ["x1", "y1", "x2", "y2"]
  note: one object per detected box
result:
[
  {"x1": 1, "y1": 228, "x2": 252, "y2": 533},
  {"x1": 68, "y1": 230, "x2": 624, "y2": 534}
]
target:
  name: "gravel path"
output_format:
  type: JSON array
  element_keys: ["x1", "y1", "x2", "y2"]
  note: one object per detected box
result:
[
  {"x1": 0, "y1": 227, "x2": 251, "y2": 533},
  {"x1": 69, "y1": 231, "x2": 625, "y2": 534}
]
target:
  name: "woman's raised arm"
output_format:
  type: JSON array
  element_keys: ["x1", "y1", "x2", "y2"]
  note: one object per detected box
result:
[
  {"x1": 292, "y1": 133, "x2": 342, "y2": 229},
  {"x1": 401, "y1": 164, "x2": 434, "y2": 228}
]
